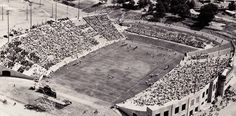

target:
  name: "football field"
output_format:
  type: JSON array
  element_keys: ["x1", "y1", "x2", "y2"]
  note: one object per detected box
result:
[{"x1": 52, "y1": 35, "x2": 186, "y2": 103}]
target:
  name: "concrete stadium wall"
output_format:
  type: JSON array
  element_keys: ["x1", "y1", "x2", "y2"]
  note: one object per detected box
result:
[
  {"x1": 147, "y1": 77, "x2": 218, "y2": 116},
  {"x1": 0, "y1": 65, "x2": 33, "y2": 80},
  {"x1": 186, "y1": 43, "x2": 234, "y2": 59},
  {"x1": 224, "y1": 68, "x2": 234, "y2": 91},
  {"x1": 118, "y1": 77, "x2": 219, "y2": 116},
  {"x1": 118, "y1": 106, "x2": 147, "y2": 116},
  {"x1": 224, "y1": 41, "x2": 236, "y2": 90}
]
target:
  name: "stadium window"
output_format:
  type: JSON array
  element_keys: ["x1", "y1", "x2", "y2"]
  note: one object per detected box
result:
[
  {"x1": 201, "y1": 102, "x2": 204, "y2": 105},
  {"x1": 195, "y1": 107, "x2": 199, "y2": 111},
  {"x1": 2, "y1": 70, "x2": 11, "y2": 76},
  {"x1": 189, "y1": 110, "x2": 193, "y2": 116},
  {"x1": 164, "y1": 111, "x2": 169, "y2": 116},
  {"x1": 133, "y1": 113, "x2": 137, "y2": 116},
  {"x1": 155, "y1": 113, "x2": 160, "y2": 116},
  {"x1": 191, "y1": 99, "x2": 194, "y2": 106},
  {"x1": 182, "y1": 104, "x2": 186, "y2": 111},
  {"x1": 213, "y1": 84, "x2": 216, "y2": 91},
  {"x1": 175, "y1": 107, "x2": 179, "y2": 114},
  {"x1": 206, "y1": 89, "x2": 208, "y2": 94},
  {"x1": 196, "y1": 96, "x2": 200, "y2": 103},
  {"x1": 202, "y1": 92, "x2": 205, "y2": 98}
]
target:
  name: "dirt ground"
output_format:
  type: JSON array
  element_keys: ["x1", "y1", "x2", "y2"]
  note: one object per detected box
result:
[
  {"x1": 51, "y1": 36, "x2": 184, "y2": 104},
  {"x1": 217, "y1": 83, "x2": 236, "y2": 116},
  {"x1": 0, "y1": 77, "x2": 120, "y2": 116},
  {"x1": 218, "y1": 102, "x2": 236, "y2": 116},
  {"x1": 0, "y1": 77, "x2": 51, "y2": 116}
]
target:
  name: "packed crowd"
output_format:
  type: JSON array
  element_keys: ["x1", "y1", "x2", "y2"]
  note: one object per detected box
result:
[
  {"x1": 0, "y1": 15, "x2": 124, "y2": 77},
  {"x1": 131, "y1": 55, "x2": 231, "y2": 106},
  {"x1": 0, "y1": 41, "x2": 34, "y2": 72},
  {"x1": 84, "y1": 15, "x2": 124, "y2": 41},
  {"x1": 19, "y1": 19, "x2": 99, "y2": 69},
  {"x1": 0, "y1": 19, "x2": 101, "y2": 74},
  {"x1": 126, "y1": 23, "x2": 218, "y2": 48}
]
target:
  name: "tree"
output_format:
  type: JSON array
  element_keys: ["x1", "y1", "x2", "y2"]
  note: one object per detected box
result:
[
  {"x1": 160, "y1": 0, "x2": 171, "y2": 12},
  {"x1": 148, "y1": 3, "x2": 154, "y2": 12},
  {"x1": 99, "y1": 0, "x2": 108, "y2": 3},
  {"x1": 197, "y1": 3, "x2": 218, "y2": 27},
  {"x1": 117, "y1": 0, "x2": 125, "y2": 4},
  {"x1": 153, "y1": 1, "x2": 166, "y2": 19},
  {"x1": 170, "y1": 0, "x2": 190, "y2": 18},
  {"x1": 122, "y1": 0, "x2": 135, "y2": 9},
  {"x1": 137, "y1": 0, "x2": 151, "y2": 8},
  {"x1": 187, "y1": 0, "x2": 196, "y2": 9},
  {"x1": 228, "y1": 1, "x2": 236, "y2": 11},
  {"x1": 171, "y1": 4, "x2": 190, "y2": 18},
  {"x1": 111, "y1": 0, "x2": 118, "y2": 4},
  {"x1": 170, "y1": 0, "x2": 186, "y2": 8}
]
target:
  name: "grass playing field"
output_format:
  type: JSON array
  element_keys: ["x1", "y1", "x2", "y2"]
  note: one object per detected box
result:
[{"x1": 51, "y1": 34, "x2": 188, "y2": 104}]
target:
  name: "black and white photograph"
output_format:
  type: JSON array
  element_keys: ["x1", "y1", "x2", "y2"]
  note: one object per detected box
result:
[{"x1": 0, "y1": 0, "x2": 236, "y2": 116}]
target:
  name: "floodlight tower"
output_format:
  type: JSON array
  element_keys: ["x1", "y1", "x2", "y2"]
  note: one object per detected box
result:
[
  {"x1": 29, "y1": 2, "x2": 32, "y2": 28},
  {"x1": 51, "y1": 1, "x2": 53, "y2": 18},
  {"x1": 26, "y1": 4, "x2": 28, "y2": 20},
  {"x1": 66, "y1": 4, "x2": 68, "y2": 18},
  {"x1": 40, "y1": 0, "x2": 42, "y2": 7},
  {"x1": 55, "y1": 0, "x2": 57, "y2": 20},
  {"x1": 1, "y1": 6, "x2": 3, "y2": 21},
  {"x1": 6, "y1": 10, "x2": 9, "y2": 43},
  {"x1": 77, "y1": 0, "x2": 80, "y2": 19}
]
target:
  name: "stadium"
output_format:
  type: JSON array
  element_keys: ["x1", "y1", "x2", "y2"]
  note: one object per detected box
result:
[{"x1": 1, "y1": 0, "x2": 236, "y2": 116}]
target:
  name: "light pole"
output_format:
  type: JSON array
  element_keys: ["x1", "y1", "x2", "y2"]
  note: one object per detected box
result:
[
  {"x1": 51, "y1": 1, "x2": 53, "y2": 18},
  {"x1": 66, "y1": 4, "x2": 68, "y2": 18},
  {"x1": 39, "y1": 0, "x2": 41, "y2": 7},
  {"x1": 1, "y1": 6, "x2": 3, "y2": 21},
  {"x1": 77, "y1": 0, "x2": 80, "y2": 19},
  {"x1": 26, "y1": 5, "x2": 28, "y2": 20},
  {"x1": 29, "y1": 2, "x2": 32, "y2": 29},
  {"x1": 55, "y1": 0, "x2": 57, "y2": 20},
  {"x1": 6, "y1": 10, "x2": 9, "y2": 43}
]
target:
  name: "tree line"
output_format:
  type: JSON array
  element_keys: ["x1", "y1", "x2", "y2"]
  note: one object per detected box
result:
[{"x1": 113, "y1": 0, "x2": 220, "y2": 28}]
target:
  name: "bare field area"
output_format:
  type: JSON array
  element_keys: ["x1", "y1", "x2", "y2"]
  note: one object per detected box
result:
[
  {"x1": 0, "y1": 77, "x2": 118, "y2": 116},
  {"x1": 51, "y1": 37, "x2": 184, "y2": 104}
]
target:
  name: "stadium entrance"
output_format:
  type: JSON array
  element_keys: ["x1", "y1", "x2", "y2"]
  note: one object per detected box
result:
[{"x1": 2, "y1": 70, "x2": 11, "y2": 76}]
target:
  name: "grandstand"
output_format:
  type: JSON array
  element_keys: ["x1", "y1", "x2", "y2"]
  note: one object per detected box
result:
[
  {"x1": 84, "y1": 15, "x2": 124, "y2": 41},
  {"x1": 126, "y1": 22, "x2": 220, "y2": 49},
  {"x1": 0, "y1": 15, "x2": 124, "y2": 79},
  {"x1": 116, "y1": 42, "x2": 235, "y2": 116}
]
